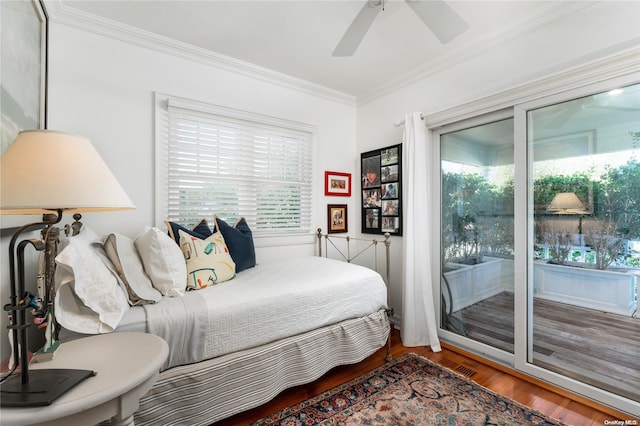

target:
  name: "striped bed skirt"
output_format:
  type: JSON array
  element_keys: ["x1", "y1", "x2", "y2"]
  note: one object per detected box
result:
[{"x1": 133, "y1": 309, "x2": 390, "y2": 426}]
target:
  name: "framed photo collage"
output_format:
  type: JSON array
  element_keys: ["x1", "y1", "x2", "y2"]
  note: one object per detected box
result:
[{"x1": 361, "y1": 144, "x2": 402, "y2": 236}]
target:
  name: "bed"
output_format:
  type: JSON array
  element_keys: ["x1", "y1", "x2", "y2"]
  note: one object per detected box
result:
[{"x1": 54, "y1": 221, "x2": 392, "y2": 425}]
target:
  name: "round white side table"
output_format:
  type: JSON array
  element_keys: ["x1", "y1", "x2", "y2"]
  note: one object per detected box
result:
[{"x1": 1, "y1": 332, "x2": 168, "y2": 426}]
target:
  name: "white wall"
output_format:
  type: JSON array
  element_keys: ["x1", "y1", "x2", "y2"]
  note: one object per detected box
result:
[
  {"x1": 0, "y1": 21, "x2": 358, "y2": 359},
  {"x1": 2, "y1": 1, "x2": 638, "y2": 360},
  {"x1": 45, "y1": 23, "x2": 360, "y2": 253},
  {"x1": 355, "y1": 1, "x2": 640, "y2": 324}
]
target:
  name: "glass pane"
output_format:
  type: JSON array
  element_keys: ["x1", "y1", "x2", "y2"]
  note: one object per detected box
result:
[
  {"x1": 529, "y1": 83, "x2": 640, "y2": 401},
  {"x1": 440, "y1": 118, "x2": 515, "y2": 353}
]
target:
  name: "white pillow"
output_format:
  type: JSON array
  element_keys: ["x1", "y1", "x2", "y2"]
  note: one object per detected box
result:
[
  {"x1": 55, "y1": 227, "x2": 129, "y2": 334},
  {"x1": 134, "y1": 226, "x2": 186, "y2": 297},
  {"x1": 102, "y1": 233, "x2": 162, "y2": 305}
]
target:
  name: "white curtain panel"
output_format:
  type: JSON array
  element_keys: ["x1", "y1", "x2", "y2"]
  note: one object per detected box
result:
[{"x1": 401, "y1": 112, "x2": 441, "y2": 351}]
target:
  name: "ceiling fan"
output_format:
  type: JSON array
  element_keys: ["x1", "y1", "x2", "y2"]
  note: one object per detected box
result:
[{"x1": 333, "y1": 0, "x2": 469, "y2": 57}]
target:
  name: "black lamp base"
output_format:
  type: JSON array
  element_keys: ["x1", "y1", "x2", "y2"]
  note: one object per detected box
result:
[{"x1": 1, "y1": 368, "x2": 94, "y2": 407}]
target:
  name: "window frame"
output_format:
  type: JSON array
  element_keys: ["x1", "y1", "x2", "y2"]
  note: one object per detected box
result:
[{"x1": 154, "y1": 92, "x2": 316, "y2": 237}]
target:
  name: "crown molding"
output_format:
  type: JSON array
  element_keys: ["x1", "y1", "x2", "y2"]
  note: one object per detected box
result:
[
  {"x1": 424, "y1": 42, "x2": 640, "y2": 129},
  {"x1": 357, "y1": 1, "x2": 599, "y2": 106},
  {"x1": 43, "y1": 0, "x2": 356, "y2": 107},
  {"x1": 42, "y1": 0, "x2": 630, "y2": 110}
]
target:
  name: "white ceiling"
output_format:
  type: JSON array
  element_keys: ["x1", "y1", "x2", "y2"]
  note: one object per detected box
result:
[{"x1": 58, "y1": 0, "x2": 582, "y2": 101}]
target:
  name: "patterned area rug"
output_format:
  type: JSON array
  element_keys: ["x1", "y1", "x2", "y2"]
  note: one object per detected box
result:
[{"x1": 251, "y1": 353, "x2": 568, "y2": 425}]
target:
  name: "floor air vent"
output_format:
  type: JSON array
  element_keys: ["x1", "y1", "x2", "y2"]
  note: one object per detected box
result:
[
  {"x1": 439, "y1": 358, "x2": 478, "y2": 378},
  {"x1": 439, "y1": 358, "x2": 459, "y2": 370},
  {"x1": 455, "y1": 365, "x2": 477, "y2": 378}
]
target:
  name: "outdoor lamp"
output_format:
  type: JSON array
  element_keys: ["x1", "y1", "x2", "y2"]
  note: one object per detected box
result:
[{"x1": 0, "y1": 130, "x2": 134, "y2": 406}]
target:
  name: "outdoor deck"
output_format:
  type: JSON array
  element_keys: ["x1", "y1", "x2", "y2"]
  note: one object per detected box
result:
[{"x1": 454, "y1": 291, "x2": 640, "y2": 402}]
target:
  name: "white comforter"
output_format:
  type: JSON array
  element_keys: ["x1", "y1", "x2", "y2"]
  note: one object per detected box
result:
[{"x1": 143, "y1": 256, "x2": 388, "y2": 369}]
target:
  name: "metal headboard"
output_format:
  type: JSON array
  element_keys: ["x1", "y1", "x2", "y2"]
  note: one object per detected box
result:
[
  {"x1": 316, "y1": 228, "x2": 391, "y2": 298},
  {"x1": 316, "y1": 227, "x2": 390, "y2": 275},
  {"x1": 316, "y1": 228, "x2": 394, "y2": 360}
]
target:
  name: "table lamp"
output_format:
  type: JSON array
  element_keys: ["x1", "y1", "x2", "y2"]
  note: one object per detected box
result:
[
  {"x1": 546, "y1": 192, "x2": 588, "y2": 215},
  {"x1": 0, "y1": 130, "x2": 134, "y2": 406},
  {"x1": 547, "y1": 192, "x2": 589, "y2": 245}
]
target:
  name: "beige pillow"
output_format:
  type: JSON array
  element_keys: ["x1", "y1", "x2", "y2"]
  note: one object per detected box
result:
[
  {"x1": 102, "y1": 233, "x2": 162, "y2": 305},
  {"x1": 178, "y1": 229, "x2": 236, "y2": 289}
]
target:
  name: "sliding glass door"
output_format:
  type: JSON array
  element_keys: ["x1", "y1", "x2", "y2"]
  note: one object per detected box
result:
[
  {"x1": 440, "y1": 117, "x2": 515, "y2": 355},
  {"x1": 436, "y1": 79, "x2": 640, "y2": 415},
  {"x1": 527, "y1": 83, "x2": 640, "y2": 403}
]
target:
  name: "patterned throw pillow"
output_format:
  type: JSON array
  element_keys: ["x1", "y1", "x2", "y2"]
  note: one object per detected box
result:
[
  {"x1": 178, "y1": 229, "x2": 236, "y2": 289},
  {"x1": 165, "y1": 218, "x2": 213, "y2": 245}
]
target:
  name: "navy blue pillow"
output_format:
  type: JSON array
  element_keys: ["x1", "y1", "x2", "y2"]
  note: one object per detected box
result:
[
  {"x1": 214, "y1": 216, "x2": 256, "y2": 272},
  {"x1": 164, "y1": 218, "x2": 213, "y2": 245}
]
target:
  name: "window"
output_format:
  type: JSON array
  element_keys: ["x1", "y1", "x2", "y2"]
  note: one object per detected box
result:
[{"x1": 156, "y1": 94, "x2": 314, "y2": 233}]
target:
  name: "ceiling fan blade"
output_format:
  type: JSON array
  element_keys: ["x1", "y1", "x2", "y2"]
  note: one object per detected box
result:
[
  {"x1": 586, "y1": 105, "x2": 640, "y2": 112},
  {"x1": 332, "y1": 1, "x2": 382, "y2": 57},
  {"x1": 405, "y1": 0, "x2": 469, "y2": 44}
]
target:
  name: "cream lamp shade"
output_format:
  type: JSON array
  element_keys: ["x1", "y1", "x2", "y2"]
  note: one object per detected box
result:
[
  {"x1": 546, "y1": 192, "x2": 588, "y2": 215},
  {"x1": 1, "y1": 130, "x2": 134, "y2": 214}
]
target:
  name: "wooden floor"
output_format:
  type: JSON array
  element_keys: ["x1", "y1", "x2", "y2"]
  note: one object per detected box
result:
[
  {"x1": 214, "y1": 328, "x2": 633, "y2": 426},
  {"x1": 456, "y1": 292, "x2": 640, "y2": 401}
]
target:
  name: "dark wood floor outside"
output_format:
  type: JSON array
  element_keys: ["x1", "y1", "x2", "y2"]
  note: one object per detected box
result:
[
  {"x1": 215, "y1": 328, "x2": 634, "y2": 426},
  {"x1": 455, "y1": 291, "x2": 640, "y2": 402}
]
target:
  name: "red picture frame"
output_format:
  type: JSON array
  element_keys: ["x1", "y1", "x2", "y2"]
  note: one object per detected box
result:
[{"x1": 324, "y1": 171, "x2": 351, "y2": 196}]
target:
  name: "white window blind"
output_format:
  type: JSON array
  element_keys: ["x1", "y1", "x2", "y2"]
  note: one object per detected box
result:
[{"x1": 163, "y1": 97, "x2": 314, "y2": 233}]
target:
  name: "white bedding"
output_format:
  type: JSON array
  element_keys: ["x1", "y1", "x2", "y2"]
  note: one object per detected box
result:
[{"x1": 142, "y1": 256, "x2": 387, "y2": 369}]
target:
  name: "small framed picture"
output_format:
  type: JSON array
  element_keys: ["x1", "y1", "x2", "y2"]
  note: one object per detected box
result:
[
  {"x1": 363, "y1": 189, "x2": 381, "y2": 208},
  {"x1": 382, "y1": 217, "x2": 400, "y2": 234},
  {"x1": 381, "y1": 146, "x2": 399, "y2": 166},
  {"x1": 361, "y1": 156, "x2": 381, "y2": 189},
  {"x1": 328, "y1": 204, "x2": 348, "y2": 233},
  {"x1": 381, "y1": 182, "x2": 398, "y2": 199},
  {"x1": 364, "y1": 208, "x2": 379, "y2": 230},
  {"x1": 381, "y1": 164, "x2": 398, "y2": 183},
  {"x1": 324, "y1": 171, "x2": 352, "y2": 196},
  {"x1": 382, "y1": 200, "x2": 399, "y2": 216}
]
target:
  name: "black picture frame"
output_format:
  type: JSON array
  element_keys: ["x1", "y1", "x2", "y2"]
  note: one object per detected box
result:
[{"x1": 361, "y1": 144, "x2": 402, "y2": 235}]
